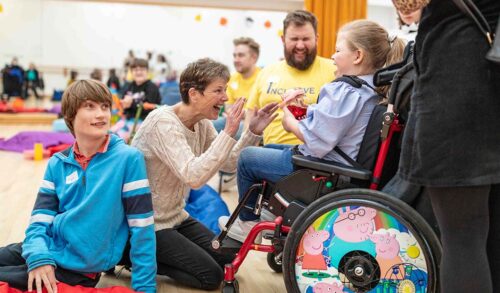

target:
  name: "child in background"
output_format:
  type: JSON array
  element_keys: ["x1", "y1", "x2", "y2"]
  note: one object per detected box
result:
[
  {"x1": 121, "y1": 58, "x2": 161, "y2": 120},
  {"x1": 113, "y1": 58, "x2": 161, "y2": 141},
  {"x1": 0, "y1": 79, "x2": 157, "y2": 293}
]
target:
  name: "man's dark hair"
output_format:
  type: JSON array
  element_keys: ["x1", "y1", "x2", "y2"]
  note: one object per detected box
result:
[
  {"x1": 130, "y1": 58, "x2": 149, "y2": 70},
  {"x1": 283, "y1": 10, "x2": 318, "y2": 35}
]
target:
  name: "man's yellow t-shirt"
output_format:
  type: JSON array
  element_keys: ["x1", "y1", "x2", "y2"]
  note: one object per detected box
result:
[
  {"x1": 226, "y1": 67, "x2": 261, "y2": 105},
  {"x1": 246, "y1": 57, "x2": 336, "y2": 145}
]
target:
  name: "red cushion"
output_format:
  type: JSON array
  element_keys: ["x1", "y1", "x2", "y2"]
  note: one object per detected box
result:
[{"x1": 0, "y1": 282, "x2": 138, "y2": 293}]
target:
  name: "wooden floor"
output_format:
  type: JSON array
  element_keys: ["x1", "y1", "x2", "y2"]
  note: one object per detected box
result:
[{"x1": 0, "y1": 122, "x2": 286, "y2": 292}]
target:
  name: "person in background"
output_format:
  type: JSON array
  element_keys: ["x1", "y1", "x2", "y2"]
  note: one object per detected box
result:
[
  {"x1": 121, "y1": 58, "x2": 160, "y2": 121},
  {"x1": 24, "y1": 63, "x2": 40, "y2": 100},
  {"x1": 159, "y1": 70, "x2": 181, "y2": 106},
  {"x1": 3, "y1": 57, "x2": 24, "y2": 99},
  {"x1": 67, "y1": 70, "x2": 78, "y2": 87},
  {"x1": 245, "y1": 10, "x2": 336, "y2": 146},
  {"x1": 213, "y1": 37, "x2": 261, "y2": 140},
  {"x1": 152, "y1": 54, "x2": 171, "y2": 86},
  {"x1": 394, "y1": 7, "x2": 422, "y2": 41},
  {"x1": 107, "y1": 68, "x2": 121, "y2": 92},
  {"x1": 90, "y1": 68, "x2": 103, "y2": 82}
]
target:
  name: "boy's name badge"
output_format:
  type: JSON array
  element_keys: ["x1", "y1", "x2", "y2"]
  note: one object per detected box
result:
[{"x1": 66, "y1": 171, "x2": 79, "y2": 184}]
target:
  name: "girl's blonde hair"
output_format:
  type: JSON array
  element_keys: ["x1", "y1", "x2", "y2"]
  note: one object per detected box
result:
[
  {"x1": 340, "y1": 20, "x2": 405, "y2": 69},
  {"x1": 339, "y1": 20, "x2": 406, "y2": 96}
]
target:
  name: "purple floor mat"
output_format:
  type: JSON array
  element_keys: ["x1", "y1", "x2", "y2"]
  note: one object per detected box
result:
[{"x1": 0, "y1": 131, "x2": 74, "y2": 153}]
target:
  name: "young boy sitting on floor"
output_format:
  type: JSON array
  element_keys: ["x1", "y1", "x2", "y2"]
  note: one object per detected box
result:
[{"x1": 0, "y1": 79, "x2": 157, "y2": 293}]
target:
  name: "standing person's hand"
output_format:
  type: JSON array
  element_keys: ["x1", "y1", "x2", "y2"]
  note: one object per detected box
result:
[
  {"x1": 224, "y1": 97, "x2": 245, "y2": 137},
  {"x1": 28, "y1": 265, "x2": 58, "y2": 293},
  {"x1": 248, "y1": 102, "x2": 279, "y2": 135}
]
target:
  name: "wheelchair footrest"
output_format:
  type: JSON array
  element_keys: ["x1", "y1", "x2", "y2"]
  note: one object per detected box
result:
[{"x1": 217, "y1": 235, "x2": 243, "y2": 254}]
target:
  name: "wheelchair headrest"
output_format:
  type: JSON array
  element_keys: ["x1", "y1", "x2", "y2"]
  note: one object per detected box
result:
[{"x1": 373, "y1": 41, "x2": 414, "y2": 87}]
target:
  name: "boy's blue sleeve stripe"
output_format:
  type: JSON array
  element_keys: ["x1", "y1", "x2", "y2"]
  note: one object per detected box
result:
[
  {"x1": 123, "y1": 193, "x2": 153, "y2": 215},
  {"x1": 33, "y1": 192, "x2": 59, "y2": 212}
]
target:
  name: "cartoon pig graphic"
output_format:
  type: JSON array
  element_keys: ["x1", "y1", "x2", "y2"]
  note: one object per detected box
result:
[
  {"x1": 302, "y1": 226, "x2": 330, "y2": 270},
  {"x1": 370, "y1": 232, "x2": 403, "y2": 278},
  {"x1": 313, "y1": 281, "x2": 345, "y2": 293},
  {"x1": 328, "y1": 206, "x2": 377, "y2": 268},
  {"x1": 334, "y1": 206, "x2": 377, "y2": 242}
]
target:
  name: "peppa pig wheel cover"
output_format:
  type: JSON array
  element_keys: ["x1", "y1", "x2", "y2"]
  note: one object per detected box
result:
[{"x1": 292, "y1": 204, "x2": 430, "y2": 293}]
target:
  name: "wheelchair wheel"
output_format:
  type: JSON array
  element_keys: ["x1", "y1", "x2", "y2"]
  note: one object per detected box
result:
[
  {"x1": 282, "y1": 188, "x2": 441, "y2": 293},
  {"x1": 267, "y1": 251, "x2": 283, "y2": 273},
  {"x1": 221, "y1": 279, "x2": 239, "y2": 293}
]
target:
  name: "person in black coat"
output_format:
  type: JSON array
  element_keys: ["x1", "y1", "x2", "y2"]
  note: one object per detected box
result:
[
  {"x1": 392, "y1": 0, "x2": 500, "y2": 292},
  {"x1": 121, "y1": 58, "x2": 160, "y2": 120},
  {"x1": 2, "y1": 58, "x2": 24, "y2": 99},
  {"x1": 106, "y1": 68, "x2": 121, "y2": 92}
]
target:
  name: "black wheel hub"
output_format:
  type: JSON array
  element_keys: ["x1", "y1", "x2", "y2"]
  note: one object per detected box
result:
[{"x1": 339, "y1": 251, "x2": 380, "y2": 292}]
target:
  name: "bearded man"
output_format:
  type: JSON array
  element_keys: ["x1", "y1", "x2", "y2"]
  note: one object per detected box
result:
[{"x1": 245, "y1": 10, "x2": 336, "y2": 145}]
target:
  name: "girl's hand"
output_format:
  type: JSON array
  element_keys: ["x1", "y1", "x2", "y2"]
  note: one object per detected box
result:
[
  {"x1": 248, "y1": 102, "x2": 279, "y2": 135},
  {"x1": 224, "y1": 97, "x2": 245, "y2": 137},
  {"x1": 279, "y1": 88, "x2": 305, "y2": 108},
  {"x1": 282, "y1": 106, "x2": 296, "y2": 132}
]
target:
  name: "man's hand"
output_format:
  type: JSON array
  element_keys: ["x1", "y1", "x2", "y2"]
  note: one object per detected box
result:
[
  {"x1": 248, "y1": 102, "x2": 279, "y2": 136},
  {"x1": 121, "y1": 95, "x2": 133, "y2": 109},
  {"x1": 28, "y1": 265, "x2": 58, "y2": 293},
  {"x1": 223, "y1": 97, "x2": 245, "y2": 137}
]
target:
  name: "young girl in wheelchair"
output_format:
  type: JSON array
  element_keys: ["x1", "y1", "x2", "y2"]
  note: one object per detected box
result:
[{"x1": 219, "y1": 20, "x2": 405, "y2": 243}]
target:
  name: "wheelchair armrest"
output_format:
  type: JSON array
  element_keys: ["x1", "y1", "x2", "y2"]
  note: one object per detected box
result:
[{"x1": 292, "y1": 155, "x2": 372, "y2": 180}]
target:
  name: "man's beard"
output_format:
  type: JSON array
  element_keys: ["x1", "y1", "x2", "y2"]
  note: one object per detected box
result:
[{"x1": 284, "y1": 46, "x2": 317, "y2": 71}]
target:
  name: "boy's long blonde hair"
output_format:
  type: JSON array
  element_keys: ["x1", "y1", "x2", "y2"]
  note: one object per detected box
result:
[{"x1": 339, "y1": 20, "x2": 406, "y2": 95}]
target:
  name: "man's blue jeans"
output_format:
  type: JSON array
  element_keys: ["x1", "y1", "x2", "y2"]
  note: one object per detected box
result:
[{"x1": 237, "y1": 145, "x2": 295, "y2": 221}]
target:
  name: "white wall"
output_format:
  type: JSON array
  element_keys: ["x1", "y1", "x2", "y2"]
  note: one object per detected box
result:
[
  {"x1": 1, "y1": 0, "x2": 288, "y2": 92},
  {"x1": 0, "y1": 0, "x2": 399, "y2": 93}
]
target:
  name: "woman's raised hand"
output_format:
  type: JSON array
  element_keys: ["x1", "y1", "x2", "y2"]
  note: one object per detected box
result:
[
  {"x1": 223, "y1": 97, "x2": 245, "y2": 137},
  {"x1": 248, "y1": 102, "x2": 279, "y2": 136}
]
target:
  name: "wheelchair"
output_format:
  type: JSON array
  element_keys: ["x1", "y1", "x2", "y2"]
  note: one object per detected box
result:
[{"x1": 212, "y1": 43, "x2": 441, "y2": 293}]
